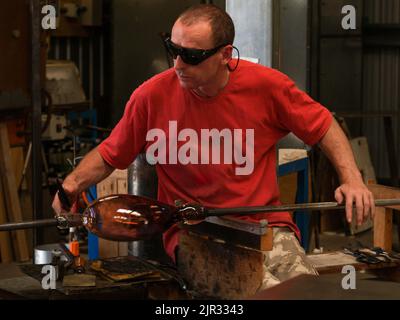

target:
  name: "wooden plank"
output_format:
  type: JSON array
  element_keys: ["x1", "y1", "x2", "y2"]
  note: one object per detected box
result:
[
  {"x1": 98, "y1": 239, "x2": 119, "y2": 259},
  {"x1": 260, "y1": 228, "x2": 273, "y2": 251},
  {"x1": 118, "y1": 242, "x2": 129, "y2": 257},
  {"x1": 10, "y1": 147, "x2": 24, "y2": 188},
  {"x1": 0, "y1": 123, "x2": 29, "y2": 261},
  {"x1": 96, "y1": 180, "x2": 109, "y2": 198},
  {"x1": 278, "y1": 149, "x2": 307, "y2": 165},
  {"x1": 374, "y1": 207, "x2": 393, "y2": 252},
  {"x1": 350, "y1": 137, "x2": 377, "y2": 185},
  {"x1": 12, "y1": 146, "x2": 33, "y2": 254},
  {"x1": 368, "y1": 184, "x2": 400, "y2": 210},
  {"x1": 7, "y1": 119, "x2": 26, "y2": 147},
  {"x1": 0, "y1": 181, "x2": 13, "y2": 263},
  {"x1": 117, "y1": 179, "x2": 127, "y2": 194},
  {"x1": 278, "y1": 173, "x2": 298, "y2": 205},
  {"x1": 0, "y1": 146, "x2": 32, "y2": 263},
  {"x1": 308, "y1": 252, "x2": 358, "y2": 271},
  {"x1": 98, "y1": 239, "x2": 128, "y2": 259}
]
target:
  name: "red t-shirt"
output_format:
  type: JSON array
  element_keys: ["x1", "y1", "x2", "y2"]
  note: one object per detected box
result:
[{"x1": 98, "y1": 60, "x2": 332, "y2": 260}]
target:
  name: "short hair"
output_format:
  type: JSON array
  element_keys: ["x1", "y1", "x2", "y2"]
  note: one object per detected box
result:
[{"x1": 177, "y1": 4, "x2": 235, "y2": 47}]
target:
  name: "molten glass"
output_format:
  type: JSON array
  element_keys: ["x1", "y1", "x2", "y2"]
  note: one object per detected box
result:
[{"x1": 81, "y1": 194, "x2": 204, "y2": 241}]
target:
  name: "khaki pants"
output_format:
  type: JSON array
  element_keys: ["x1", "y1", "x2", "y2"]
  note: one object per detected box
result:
[{"x1": 260, "y1": 228, "x2": 318, "y2": 290}]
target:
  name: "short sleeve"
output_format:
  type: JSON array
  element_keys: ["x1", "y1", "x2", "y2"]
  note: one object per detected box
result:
[
  {"x1": 272, "y1": 76, "x2": 333, "y2": 146},
  {"x1": 98, "y1": 91, "x2": 148, "y2": 169}
]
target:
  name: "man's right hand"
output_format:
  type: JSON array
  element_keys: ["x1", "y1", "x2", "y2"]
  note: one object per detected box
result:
[
  {"x1": 52, "y1": 181, "x2": 79, "y2": 216},
  {"x1": 51, "y1": 147, "x2": 116, "y2": 216}
]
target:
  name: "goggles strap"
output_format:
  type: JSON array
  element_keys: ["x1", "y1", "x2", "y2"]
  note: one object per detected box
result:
[{"x1": 227, "y1": 46, "x2": 240, "y2": 72}]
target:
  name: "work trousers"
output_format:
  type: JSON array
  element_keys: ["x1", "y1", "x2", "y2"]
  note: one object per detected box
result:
[{"x1": 260, "y1": 227, "x2": 318, "y2": 290}]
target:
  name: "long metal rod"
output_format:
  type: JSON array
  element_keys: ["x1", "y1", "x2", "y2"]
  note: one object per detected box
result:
[
  {"x1": 1, "y1": 199, "x2": 399, "y2": 232},
  {"x1": 0, "y1": 219, "x2": 58, "y2": 232},
  {"x1": 206, "y1": 199, "x2": 400, "y2": 216}
]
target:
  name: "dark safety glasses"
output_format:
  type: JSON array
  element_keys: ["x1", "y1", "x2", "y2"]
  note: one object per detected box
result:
[{"x1": 163, "y1": 34, "x2": 228, "y2": 66}]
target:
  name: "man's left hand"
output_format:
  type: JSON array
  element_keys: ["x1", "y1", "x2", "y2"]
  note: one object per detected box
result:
[{"x1": 334, "y1": 181, "x2": 375, "y2": 226}]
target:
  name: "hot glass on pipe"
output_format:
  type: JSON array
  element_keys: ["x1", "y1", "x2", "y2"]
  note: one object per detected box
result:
[{"x1": 0, "y1": 195, "x2": 399, "y2": 241}]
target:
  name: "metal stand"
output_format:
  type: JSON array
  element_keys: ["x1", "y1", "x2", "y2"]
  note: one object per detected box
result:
[{"x1": 30, "y1": 0, "x2": 43, "y2": 252}]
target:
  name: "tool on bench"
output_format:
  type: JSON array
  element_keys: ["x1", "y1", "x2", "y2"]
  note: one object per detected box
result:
[
  {"x1": 343, "y1": 247, "x2": 382, "y2": 264},
  {"x1": 343, "y1": 244, "x2": 400, "y2": 264},
  {"x1": 55, "y1": 182, "x2": 85, "y2": 273},
  {"x1": 0, "y1": 195, "x2": 400, "y2": 242},
  {"x1": 371, "y1": 247, "x2": 400, "y2": 261},
  {"x1": 37, "y1": 241, "x2": 86, "y2": 283},
  {"x1": 58, "y1": 242, "x2": 85, "y2": 274}
]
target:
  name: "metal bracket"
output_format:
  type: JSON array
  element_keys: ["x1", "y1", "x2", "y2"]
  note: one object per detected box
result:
[{"x1": 205, "y1": 216, "x2": 268, "y2": 236}]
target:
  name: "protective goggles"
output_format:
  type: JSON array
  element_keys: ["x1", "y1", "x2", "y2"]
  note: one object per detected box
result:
[{"x1": 163, "y1": 34, "x2": 228, "y2": 66}]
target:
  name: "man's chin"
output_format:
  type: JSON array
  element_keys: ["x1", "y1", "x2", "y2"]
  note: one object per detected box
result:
[{"x1": 178, "y1": 79, "x2": 195, "y2": 89}]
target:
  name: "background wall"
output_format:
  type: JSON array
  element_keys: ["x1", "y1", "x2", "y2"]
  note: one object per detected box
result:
[
  {"x1": 363, "y1": 0, "x2": 400, "y2": 181},
  {"x1": 111, "y1": 0, "x2": 225, "y2": 125}
]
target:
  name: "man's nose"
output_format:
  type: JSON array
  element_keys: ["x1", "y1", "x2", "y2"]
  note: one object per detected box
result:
[{"x1": 174, "y1": 55, "x2": 187, "y2": 70}]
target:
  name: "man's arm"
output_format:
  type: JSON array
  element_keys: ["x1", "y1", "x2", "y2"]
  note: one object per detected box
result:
[
  {"x1": 52, "y1": 147, "x2": 115, "y2": 215},
  {"x1": 318, "y1": 118, "x2": 375, "y2": 225}
]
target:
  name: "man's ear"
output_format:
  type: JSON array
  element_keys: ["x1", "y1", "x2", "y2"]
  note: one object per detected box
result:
[{"x1": 221, "y1": 45, "x2": 233, "y2": 65}]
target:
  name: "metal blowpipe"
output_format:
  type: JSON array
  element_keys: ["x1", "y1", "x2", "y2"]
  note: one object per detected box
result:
[{"x1": 0, "y1": 195, "x2": 399, "y2": 241}]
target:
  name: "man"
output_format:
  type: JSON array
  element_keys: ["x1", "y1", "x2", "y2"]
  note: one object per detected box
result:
[{"x1": 53, "y1": 4, "x2": 375, "y2": 289}]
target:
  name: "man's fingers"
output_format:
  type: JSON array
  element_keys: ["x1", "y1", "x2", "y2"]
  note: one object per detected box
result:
[
  {"x1": 71, "y1": 202, "x2": 79, "y2": 213},
  {"x1": 345, "y1": 194, "x2": 354, "y2": 224},
  {"x1": 335, "y1": 188, "x2": 353, "y2": 222},
  {"x1": 335, "y1": 184, "x2": 374, "y2": 226},
  {"x1": 369, "y1": 192, "x2": 376, "y2": 220},
  {"x1": 355, "y1": 194, "x2": 364, "y2": 226},
  {"x1": 362, "y1": 193, "x2": 371, "y2": 222},
  {"x1": 52, "y1": 191, "x2": 72, "y2": 215},
  {"x1": 335, "y1": 188, "x2": 344, "y2": 204},
  {"x1": 52, "y1": 193, "x2": 64, "y2": 215}
]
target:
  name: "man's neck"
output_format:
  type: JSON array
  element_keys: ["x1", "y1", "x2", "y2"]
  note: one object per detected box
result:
[{"x1": 192, "y1": 68, "x2": 230, "y2": 98}]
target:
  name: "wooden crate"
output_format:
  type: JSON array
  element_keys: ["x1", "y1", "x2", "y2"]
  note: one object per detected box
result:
[
  {"x1": 368, "y1": 184, "x2": 400, "y2": 252},
  {"x1": 96, "y1": 169, "x2": 129, "y2": 258}
]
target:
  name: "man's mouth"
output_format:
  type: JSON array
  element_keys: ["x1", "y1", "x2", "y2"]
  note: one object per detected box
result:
[{"x1": 177, "y1": 72, "x2": 191, "y2": 80}]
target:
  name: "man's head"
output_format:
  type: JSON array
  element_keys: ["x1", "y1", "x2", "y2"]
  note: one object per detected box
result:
[
  {"x1": 169, "y1": 4, "x2": 235, "y2": 92},
  {"x1": 178, "y1": 4, "x2": 235, "y2": 47}
]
